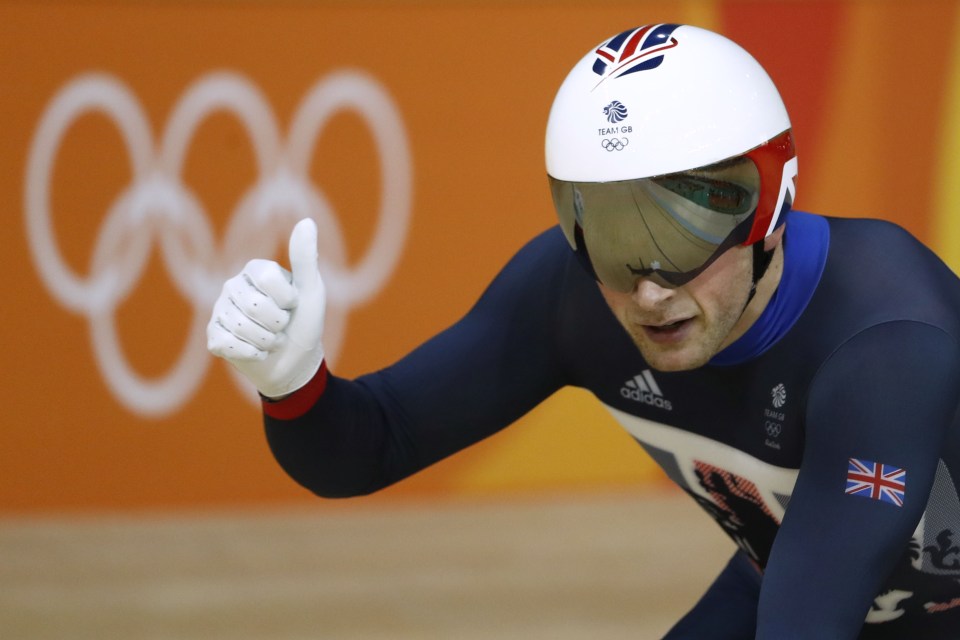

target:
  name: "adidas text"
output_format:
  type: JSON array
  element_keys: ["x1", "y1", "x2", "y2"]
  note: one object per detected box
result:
[{"x1": 620, "y1": 370, "x2": 673, "y2": 411}]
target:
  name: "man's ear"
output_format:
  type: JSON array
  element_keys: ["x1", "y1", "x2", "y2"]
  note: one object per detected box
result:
[{"x1": 764, "y1": 225, "x2": 786, "y2": 252}]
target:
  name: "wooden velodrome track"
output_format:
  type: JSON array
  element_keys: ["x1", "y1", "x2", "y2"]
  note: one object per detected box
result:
[{"x1": 1, "y1": 491, "x2": 735, "y2": 639}]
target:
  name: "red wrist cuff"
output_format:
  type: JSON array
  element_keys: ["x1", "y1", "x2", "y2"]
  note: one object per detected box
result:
[{"x1": 261, "y1": 361, "x2": 328, "y2": 420}]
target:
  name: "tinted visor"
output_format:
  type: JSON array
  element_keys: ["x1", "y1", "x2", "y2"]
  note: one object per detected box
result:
[{"x1": 550, "y1": 156, "x2": 761, "y2": 291}]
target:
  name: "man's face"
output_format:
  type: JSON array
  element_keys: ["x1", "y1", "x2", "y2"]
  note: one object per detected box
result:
[{"x1": 598, "y1": 241, "x2": 761, "y2": 372}]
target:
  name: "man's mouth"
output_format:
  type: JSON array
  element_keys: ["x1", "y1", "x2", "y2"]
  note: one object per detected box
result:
[{"x1": 642, "y1": 318, "x2": 692, "y2": 341}]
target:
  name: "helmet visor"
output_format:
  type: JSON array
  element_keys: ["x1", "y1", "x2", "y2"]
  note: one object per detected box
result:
[{"x1": 550, "y1": 156, "x2": 761, "y2": 292}]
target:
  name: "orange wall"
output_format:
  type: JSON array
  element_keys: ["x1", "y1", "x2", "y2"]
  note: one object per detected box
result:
[{"x1": 3, "y1": 1, "x2": 959, "y2": 513}]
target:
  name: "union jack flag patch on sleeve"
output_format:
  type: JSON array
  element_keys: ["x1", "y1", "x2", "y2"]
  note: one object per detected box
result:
[{"x1": 845, "y1": 458, "x2": 906, "y2": 507}]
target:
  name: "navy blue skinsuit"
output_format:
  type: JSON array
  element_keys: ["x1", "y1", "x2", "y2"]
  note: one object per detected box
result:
[{"x1": 263, "y1": 211, "x2": 960, "y2": 639}]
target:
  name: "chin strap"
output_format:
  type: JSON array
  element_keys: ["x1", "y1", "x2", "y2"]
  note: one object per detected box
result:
[{"x1": 744, "y1": 240, "x2": 775, "y2": 307}]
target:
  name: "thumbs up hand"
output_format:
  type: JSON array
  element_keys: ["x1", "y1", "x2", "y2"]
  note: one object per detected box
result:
[{"x1": 207, "y1": 218, "x2": 326, "y2": 399}]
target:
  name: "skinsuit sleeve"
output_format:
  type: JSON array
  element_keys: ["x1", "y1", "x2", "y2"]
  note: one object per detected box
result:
[
  {"x1": 262, "y1": 229, "x2": 572, "y2": 498},
  {"x1": 666, "y1": 320, "x2": 960, "y2": 640},
  {"x1": 755, "y1": 321, "x2": 960, "y2": 639}
]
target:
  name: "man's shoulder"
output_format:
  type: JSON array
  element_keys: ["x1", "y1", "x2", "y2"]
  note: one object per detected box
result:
[
  {"x1": 796, "y1": 211, "x2": 960, "y2": 341},
  {"x1": 516, "y1": 225, "x2": 572, "y2": 258},
  {"x1": 475, "y1": 225, "x2": 595, "y2": 312},
  {"x1": 793, "y1": 210, "x2": 916, "y2": 243},
  {"x1": 496, "y1": 225, "x2": 584, "y2": 286}
]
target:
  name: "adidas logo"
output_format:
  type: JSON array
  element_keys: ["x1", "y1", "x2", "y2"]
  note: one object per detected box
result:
[{"x1": 621, "y1": 370, "x2": 673, "y2": 411}]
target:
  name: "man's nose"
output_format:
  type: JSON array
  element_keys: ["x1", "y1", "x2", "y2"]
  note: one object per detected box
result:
[{"x1": 630, "y1": 277, "x2": 676, "y2": 308}]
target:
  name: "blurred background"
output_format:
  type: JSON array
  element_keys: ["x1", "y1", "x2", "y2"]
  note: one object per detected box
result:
[{"x1": 3, "y1": 0, "x2": 960, "y2": 637}]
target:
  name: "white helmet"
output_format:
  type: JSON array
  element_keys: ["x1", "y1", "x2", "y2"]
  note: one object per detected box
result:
[{"x1": 546, "y1": 24, "x2": 798, "y2": 291}]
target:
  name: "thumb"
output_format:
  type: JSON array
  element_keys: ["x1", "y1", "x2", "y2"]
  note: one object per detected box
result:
[
  {"x1": 289, "y1": 217, "x2": 319, "y2": 293},
  {"x1": 285, "y1": 218, "x2": 326, "y2": 354}
]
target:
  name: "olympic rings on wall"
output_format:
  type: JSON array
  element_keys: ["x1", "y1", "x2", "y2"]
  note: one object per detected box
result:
[{"x1": 25, "y1": 70, "x2": 413, "y2": 417}]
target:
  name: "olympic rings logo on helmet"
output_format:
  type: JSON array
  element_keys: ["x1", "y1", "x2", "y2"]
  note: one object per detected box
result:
[
  {"x1": 25, "y1": 70, "x2": 413, "y2": 417},
  {"x1": 601, "y1": 137, "x2": 629, "y2": 152}
]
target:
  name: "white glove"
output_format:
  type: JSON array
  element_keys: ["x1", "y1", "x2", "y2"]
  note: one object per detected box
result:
[{"x1": 207, "y1": 218, "x2": 326, "y2": 399}]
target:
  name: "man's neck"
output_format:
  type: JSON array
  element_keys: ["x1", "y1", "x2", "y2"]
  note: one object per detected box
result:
[{"x1": 721, "y1": 241, "x2": 785, "y2": 350}]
